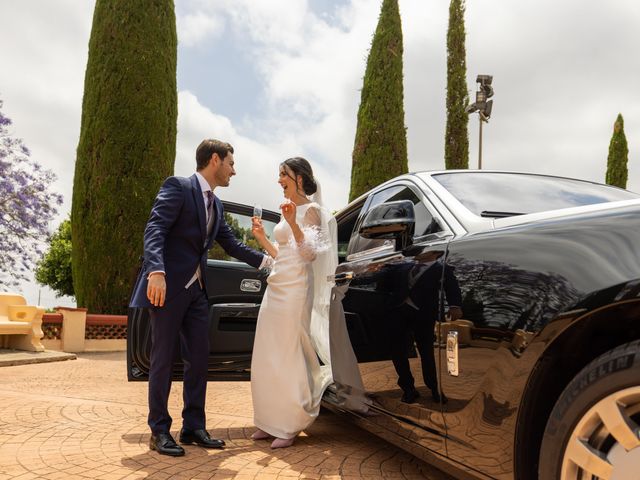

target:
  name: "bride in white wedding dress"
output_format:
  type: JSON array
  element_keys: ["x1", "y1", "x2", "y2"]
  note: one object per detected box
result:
[{"x1": 249, "y1": 157, "x2": 336, "y2": 449}]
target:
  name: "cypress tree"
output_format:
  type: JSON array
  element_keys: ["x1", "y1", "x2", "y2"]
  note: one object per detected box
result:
[
  {"x1": 349, "y1": 0, "x2": 407, "y2": 202},
  {"x1": 71, "y1": 0, "x2": 177, "y2": 313},
  {"x1": 605, "y1": 113, "x2": 629, "y2": 188},
  {"x1": 445, "y1": 0, "x2": 469, "y2": 169}
]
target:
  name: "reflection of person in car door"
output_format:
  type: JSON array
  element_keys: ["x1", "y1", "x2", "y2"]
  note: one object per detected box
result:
[{"x1": 387, "y1": 251, "x2": 462, "y2": 404}]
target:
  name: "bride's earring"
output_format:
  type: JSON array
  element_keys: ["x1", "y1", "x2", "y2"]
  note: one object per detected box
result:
[{"x1": 296, "y1": 178, "x2": 304, "y2": 199}]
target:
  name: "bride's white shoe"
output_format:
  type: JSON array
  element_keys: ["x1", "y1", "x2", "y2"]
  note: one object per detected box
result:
[
  {"x1": 251, "y1": 429, "x2": 271, "y2": 440},
  {"x1": 270, "y1": 437, "x2": 295, "y2": 449}
]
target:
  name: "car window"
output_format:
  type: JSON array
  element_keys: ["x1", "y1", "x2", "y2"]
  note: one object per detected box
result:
[
  {"x1": 431, "y1": 172, "x2": 640, "y2": 217},
  {"x1": 348, "y1": 187, "x2": 402, "y2": 256},
  {"x1": 209, "y1": 211, "x2": 277, "y2": 262},
  {"x1": 383, "y1": 186, "x2": 443, "y2": 237},
  {"x1": 337, "y1": 202, "x2": 364, "y2": 262},
  {"x1": 348, "y1": 185, "x2": 443, "y2": 256}
]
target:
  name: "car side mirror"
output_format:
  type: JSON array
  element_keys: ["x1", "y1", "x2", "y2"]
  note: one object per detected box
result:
[{"x1": 359, "y1": 200, "x2": 415, "y2": 250}]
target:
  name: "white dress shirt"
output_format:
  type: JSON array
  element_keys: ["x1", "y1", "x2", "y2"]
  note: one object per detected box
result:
[{"x1": 185, "y1": 172, "x2": 215, "y2": 288}]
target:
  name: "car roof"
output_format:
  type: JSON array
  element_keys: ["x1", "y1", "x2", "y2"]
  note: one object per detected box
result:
[{"x1": 339, "y1": 170, "x2": 640, "y2": 235}]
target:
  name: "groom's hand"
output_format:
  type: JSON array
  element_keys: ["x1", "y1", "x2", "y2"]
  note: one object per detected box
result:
[{"x1": 147, "y1": 272, "x2": 166, "y2": 307}]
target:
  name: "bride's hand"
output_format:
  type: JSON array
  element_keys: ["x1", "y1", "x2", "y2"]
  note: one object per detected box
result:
[
  {"x1": 280, "y1": 200, "x2": 297, "y2": 225},
  {"x1": 251, "y1": 216, "x2": 266, "y2": 239}
]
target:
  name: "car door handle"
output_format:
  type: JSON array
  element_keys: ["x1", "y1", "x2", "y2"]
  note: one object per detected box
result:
[
  {"x1": 327, "y1": 271, "x2": 354, "y2": 285},
  {"x1": 240, "y1": 279, "x2": 262, "y2": 292}
]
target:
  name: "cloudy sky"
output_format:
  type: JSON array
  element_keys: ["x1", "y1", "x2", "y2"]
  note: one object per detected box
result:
[{"x1": 1, "y1": 0, "x2": 639, "y2": 306}]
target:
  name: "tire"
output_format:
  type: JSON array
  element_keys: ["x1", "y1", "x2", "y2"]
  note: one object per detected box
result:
[{"x1": 539, "y1": 340, "x2": 640, "y2": 480}]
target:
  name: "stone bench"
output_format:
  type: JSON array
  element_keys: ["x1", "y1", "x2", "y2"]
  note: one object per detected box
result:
[{"x1": 0, "y1": 293, "x2": 45, "y2": 352}]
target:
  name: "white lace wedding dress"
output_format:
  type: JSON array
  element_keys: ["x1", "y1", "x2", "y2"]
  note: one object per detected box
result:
[{"x1": 250, "y1": 202, "x2": 334, "y2": 439}]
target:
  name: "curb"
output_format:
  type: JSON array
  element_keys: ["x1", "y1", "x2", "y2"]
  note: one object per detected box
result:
[{"x1": 0, "y1": 349, "x2": 77, "y2": 367}]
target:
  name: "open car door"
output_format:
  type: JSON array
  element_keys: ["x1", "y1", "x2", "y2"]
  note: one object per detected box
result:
[{"x1": 127, "y1": 201, "x2": 279, "y2": 381}]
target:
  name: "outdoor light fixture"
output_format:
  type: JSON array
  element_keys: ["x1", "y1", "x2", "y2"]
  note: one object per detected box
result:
[{"x1": 466, "y1": 74, "x2": 494, "y2": 169}]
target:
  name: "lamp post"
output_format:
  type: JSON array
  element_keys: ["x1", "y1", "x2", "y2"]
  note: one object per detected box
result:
[{"x1": 466, "y1": 75, "x2": 494, "y2": 169}]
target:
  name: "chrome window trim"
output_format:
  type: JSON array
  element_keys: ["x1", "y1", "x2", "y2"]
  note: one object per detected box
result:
[
  {"x1": 368, "y1": 177, "x2": 456, "y2": 235},
  {"x1": 345, "y1": 241, "x2": 395, "y2": 262},
  {"x1": 346, "y1": 177, "x2": 457, "y2": 257}
]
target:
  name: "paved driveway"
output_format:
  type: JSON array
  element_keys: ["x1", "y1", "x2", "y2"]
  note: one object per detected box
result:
[{"x1": 0, "y1": 352, "x2": 454, "y2": 479}]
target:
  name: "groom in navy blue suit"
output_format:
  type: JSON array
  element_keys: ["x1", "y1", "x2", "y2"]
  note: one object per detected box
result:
[{"x1": 130, "y1": 139, "x2": 266, "y2": 456}]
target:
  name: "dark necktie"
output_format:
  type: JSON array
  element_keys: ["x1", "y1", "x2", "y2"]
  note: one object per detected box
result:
[
  {"x1": 206, "y1": 190, "x2": 214, "y2": 222},
  {"x1": 204, "y1": 190, "x2": 213, "y2": 246}
]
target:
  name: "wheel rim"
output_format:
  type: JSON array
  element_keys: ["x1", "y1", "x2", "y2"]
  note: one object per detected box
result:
[{"x1": 560, "y1": 386, "x2": 640, "y2": 480}]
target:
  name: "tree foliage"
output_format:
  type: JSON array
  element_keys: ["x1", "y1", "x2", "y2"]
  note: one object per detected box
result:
[
  {"x1": 0, "y1": 100, "x2": 63, "y2": 289},
  {"x1": 72, "y1": 0, "x2": 177, "y2": 313},
  {"x1": 445, "y1": 0, "x2": 469, "y2": 169},
  {"x1": 605, "y1": 113, "x2": 629, "y2": 189},
  {"x1": 349, "y1": 0, "x2": 408, "y2": 202},
  {"x1": 208, "y1": 213, "x2": 262, "y2": 261},
  {"x1": 35, "y1": 219, "x2": 74, "y2": 298}
]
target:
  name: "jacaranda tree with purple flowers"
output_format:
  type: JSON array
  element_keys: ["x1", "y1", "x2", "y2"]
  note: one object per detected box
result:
[{"x1": 0, "y1": 99, "x2": 63, "y2": 289}]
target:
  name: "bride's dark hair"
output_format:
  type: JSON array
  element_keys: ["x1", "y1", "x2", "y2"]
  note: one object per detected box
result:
[{"x1": 281, "y1": 157, "x2": 317, "y2": 196}]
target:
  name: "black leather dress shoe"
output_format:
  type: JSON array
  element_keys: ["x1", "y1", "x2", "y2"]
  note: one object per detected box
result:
[
  {"x1": 179, "y1": 428, "x2": 225, "y2": 449},
  {"x1": 149, "y1": 432, "x2": 185, "y2": 456},
  {"x1": 401, "y1": 388, "x2": 420, "y2": 404}
]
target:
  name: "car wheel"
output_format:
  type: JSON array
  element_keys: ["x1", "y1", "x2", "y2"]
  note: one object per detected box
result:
[{"x1": 539, "y1": 340, "x2": 640, "y2": 480}]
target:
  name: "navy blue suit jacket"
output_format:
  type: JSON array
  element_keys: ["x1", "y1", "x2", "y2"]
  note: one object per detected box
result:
[{"x1": 129, "y1": 174, "x2": 263, "y2": 308}]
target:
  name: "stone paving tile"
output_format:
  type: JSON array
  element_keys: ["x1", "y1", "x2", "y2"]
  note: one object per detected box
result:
[{"x1": 0, "y1": 352, "x2": 453, "y2": 479}]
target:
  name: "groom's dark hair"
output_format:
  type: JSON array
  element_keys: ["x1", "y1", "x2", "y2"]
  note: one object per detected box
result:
[{"x1": 196, "y1": 139, "x2": 234, "y2": 170}]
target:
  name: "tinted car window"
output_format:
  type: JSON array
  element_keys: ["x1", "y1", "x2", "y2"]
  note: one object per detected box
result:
[
  {"x1": 337, "y1": 201, "x2": 365, "y2": 262},
  {"x1": 431, "y1": 172, "x2": 639, "y2": 217},
  {"x1": 368, "y1": 185, "x2": 405, "y2": 210},
  {"x1": 348, "y1": 187, "x2": 402, "y2": 255},
  {"x1": 349, "y1": 185, "x2": 442, "y2": 255},
  {"x1": 382, "y1": 186, "x2": 442, "y2": 237}
]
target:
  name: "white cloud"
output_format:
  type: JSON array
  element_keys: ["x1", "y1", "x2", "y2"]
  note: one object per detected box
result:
[
  {"x1": 175, "y1": 89, "x2": 350, "y2": 215},
  {"x1": 461, "y1": 0, "x2": 640, "y2": 189},
  {"x1": 177, "y1": 11, "x2": 225, "y2": 47},
  {"x1": 174, "y1": 0, "x2": 380, "y2": 208},
  {"x1": 177, "y1": 90, "x2": 298, "y2": 211},
  {"x1": 0, "y1": 0, "x2": 93, "y2": 220}
]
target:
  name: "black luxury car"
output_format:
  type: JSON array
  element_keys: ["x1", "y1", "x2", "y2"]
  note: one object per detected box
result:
[{"x1": 128, "y1": 170, "x2": 640, "y2": 480}]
